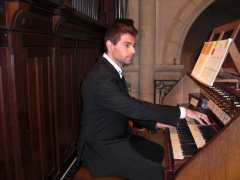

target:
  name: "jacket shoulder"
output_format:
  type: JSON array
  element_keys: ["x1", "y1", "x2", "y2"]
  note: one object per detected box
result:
[{"x1": 86, "y1": 59, "x2": 117, "y2": 81}]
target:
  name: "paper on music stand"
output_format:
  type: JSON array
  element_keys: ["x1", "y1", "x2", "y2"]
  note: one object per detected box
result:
[{"x1": 191, "y1": 38, "x2": 232, "y2": 86}]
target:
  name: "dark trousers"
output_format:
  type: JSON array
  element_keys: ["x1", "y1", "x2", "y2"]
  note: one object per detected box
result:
[{"x1": 81, "y1": 134, "x2": 165, "y2": 180}]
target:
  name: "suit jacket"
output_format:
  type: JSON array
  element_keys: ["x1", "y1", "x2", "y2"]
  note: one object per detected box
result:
[{"x1": 78, "y1": 56, "x2": 180, "y2": 176}]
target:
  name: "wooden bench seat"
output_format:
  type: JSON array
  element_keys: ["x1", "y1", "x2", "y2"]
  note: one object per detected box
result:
[{"x1": 73, "y1": 166, "x2": 124, "y2": 180}]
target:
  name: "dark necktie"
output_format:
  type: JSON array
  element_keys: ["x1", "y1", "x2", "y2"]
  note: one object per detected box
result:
[{"x1": 121, "y1": 75, "x2": 129, "y2": 94}]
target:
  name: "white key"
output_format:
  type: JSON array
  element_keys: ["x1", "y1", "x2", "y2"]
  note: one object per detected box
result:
[
  {"x1": 186, "y1": 118, "x2": 206, "y2": 148},
  {"x1": 169, "y1": 127, "x2": 184, "y2": 159}
]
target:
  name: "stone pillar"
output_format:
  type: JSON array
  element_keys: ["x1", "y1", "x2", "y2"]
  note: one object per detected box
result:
[
  {"x1": 126, "y1": 0, "x2": 140, "y2": 98},
  {"x1": 139, "y1": 0, "x2": 156, "y2": 103},
  {"x1": 127, "y1": 0, "x2": 140, "y2": 65}
]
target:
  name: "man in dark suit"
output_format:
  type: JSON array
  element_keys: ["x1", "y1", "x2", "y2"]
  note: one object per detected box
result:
[{"x1": 78, "y1": 22, "x2": 210, "y2": 180}]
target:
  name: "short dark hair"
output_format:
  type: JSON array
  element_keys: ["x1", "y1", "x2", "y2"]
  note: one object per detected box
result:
[{"x1": 104, "y1": 20, "x2": 138, "y2": 52}]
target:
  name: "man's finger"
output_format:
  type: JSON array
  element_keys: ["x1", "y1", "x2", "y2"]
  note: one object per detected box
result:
[{"x1": 199, "y1": 113, "x2": 211, "y2": 125}]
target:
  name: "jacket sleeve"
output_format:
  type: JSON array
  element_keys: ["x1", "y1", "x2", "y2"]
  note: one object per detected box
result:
[
  {"x1": 131, "y1": 119, "x2": 157, "y2": 131},
  {"x1": 88, "y1": 72, "x2": 180, "y2": 126}
]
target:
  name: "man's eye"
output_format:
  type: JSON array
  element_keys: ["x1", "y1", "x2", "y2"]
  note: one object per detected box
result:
[{"x1": 122, "y1": 43, "x2": 135, "y2": 48}]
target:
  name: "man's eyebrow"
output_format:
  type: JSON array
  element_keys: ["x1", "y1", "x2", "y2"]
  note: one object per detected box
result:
[{"x1": 122, "y1": 41, "x2": 136, "y2": 45}]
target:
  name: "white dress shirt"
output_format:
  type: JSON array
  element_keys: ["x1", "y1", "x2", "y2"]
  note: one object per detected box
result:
[{"x1": 103, "y1": 53, "x2": 123, "y2": 78}]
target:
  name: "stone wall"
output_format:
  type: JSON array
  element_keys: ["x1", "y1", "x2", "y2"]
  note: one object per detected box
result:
[{"x1": 125, "y1": 0, "x2": 214, "y2": 102}]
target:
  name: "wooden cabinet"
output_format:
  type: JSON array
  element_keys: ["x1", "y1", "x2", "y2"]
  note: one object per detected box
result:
[{"x1": 0, "y1": 1, "x2": 105, "y2": 179}]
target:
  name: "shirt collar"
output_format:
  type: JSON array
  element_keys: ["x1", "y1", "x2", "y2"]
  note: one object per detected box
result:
[{"x1": 103, "y1": 53, "x2": 123, "y2": 78}]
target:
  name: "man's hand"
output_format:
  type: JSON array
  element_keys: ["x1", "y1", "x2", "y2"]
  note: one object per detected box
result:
[
  {"x1": 155, "y1": 122, "x2": 174, "y2": 129},
  {"x1": 155, "y1": 108, "x2": 211, "y2": 129},
  {"x1": 186, "y1": 108, "x2": 211, "y2": 125}
]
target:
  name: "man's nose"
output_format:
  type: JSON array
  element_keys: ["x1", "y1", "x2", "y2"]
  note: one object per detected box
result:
[{"x1": 131, "y1": 46, "x2": 136, "y2": 54}]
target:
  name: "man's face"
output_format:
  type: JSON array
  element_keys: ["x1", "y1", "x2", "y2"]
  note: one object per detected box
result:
[{"x1": 107, "y1": 33, "x2": 136, "y2": 67}]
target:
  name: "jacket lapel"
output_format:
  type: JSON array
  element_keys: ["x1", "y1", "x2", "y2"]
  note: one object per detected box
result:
[{"x1": 100, "y1": 57, "x2": 129, "y2": 95}]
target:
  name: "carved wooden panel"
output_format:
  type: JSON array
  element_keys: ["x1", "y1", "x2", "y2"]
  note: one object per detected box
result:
[
  {"x1": 0, "y1": 43, "x2": 25, "y2": 180},
  {"x1": 1, "y1": 1, "x2": 106, "y2": 180},
  {"x1": 22, "y1": 0, "x2": 60, "y2": 12},
  {"x1": 54, "y1": 43, "x2": 101, "y2": 169},
  {"x1": 12, "y1": 31, "x2": 57, "y2": 180},
  {"x1": 14, "y1": 10, "x2": 52, "y2": 34},
  {"x1": 0, "y1": 48, "x2": 10, "y2": 180},
  {"x1": 52, "y1": 12, "x2": 105, "y2": 177},
  {"x1": 54, "y1": 16, "x2": 104, "y2": 42},
  {"x1": 4, "y1": 3, "x2": 58, "y2": 177},
  {"x1": 0, "y1": 1, "x2": 4, "y2": 27},
  {"x1": 54, "y1": 45, "x2": 76, "y2": 167}
]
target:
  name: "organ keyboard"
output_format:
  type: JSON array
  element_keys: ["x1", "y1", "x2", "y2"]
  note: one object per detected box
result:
[
  {"x1": 162, "y1": 74, "x2": 240, "y2": 179},
  {"x1": 170, "y1": 118, "x2": 217, "y2": 160},
  {"x1": 169, "y1": 81, "x2": 240, "y2": 159},
  {"x1": 160, "y1": 20, "x2": 240, "y2": 180}
]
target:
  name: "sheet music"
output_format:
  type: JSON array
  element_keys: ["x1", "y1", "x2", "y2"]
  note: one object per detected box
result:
[{"x1": 191, "y1": 38, "x2": 232, "y2": 86}]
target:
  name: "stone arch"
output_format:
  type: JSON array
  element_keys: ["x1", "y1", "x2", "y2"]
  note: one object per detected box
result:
[{"x1": 165, "y1": 0, "x2": 214, "y2": 65}]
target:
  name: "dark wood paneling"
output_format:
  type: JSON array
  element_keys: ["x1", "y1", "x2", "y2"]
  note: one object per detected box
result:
[
  {"x1": 0, "y1": 49, "x2": 10, "y2": 180},
  {"x1": 26, "y1": 55, "x2": 57, "y2": 179},
  {"x1": 24, "y1": 0, "x2": 61, "y2": 7},
  {"x1": 12, "y1": 31, "x2": 57, "y2": 180},
  {"x1": 55, "y1": 46, "x2": 76, "y2": 166},
  {"x1": 1, "y1": 0, "x2": 107, "y2": 180},
  {"x1": 14, "y1": 9, "x2": 52, "y2": 34},
  {"x1": 0, "y1": 47, "x2": 24, "y2": 180},
  {"x1": 53, "y1": 10, "x2": 105, "y2": 177},
  {"x1": 53, "y1": 13, "x2": 105, "y2": 41},
  {"x1": 54, "y1": 44, "x2": 102, "y2": 175},
  {"x1": 22, "y1": 33, "x2": 53, "y2": 48},
  {"x1": 0, "y1": 1, "x2": 4, "y2": 27},
  {"x1": 0, "y1": 30, "x2": 8, "y2": 47},
  {"x1": 5, "y1": 3, "x2": 58, "y2": 179}
]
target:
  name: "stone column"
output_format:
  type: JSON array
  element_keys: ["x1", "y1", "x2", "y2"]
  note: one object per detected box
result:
[
  {"x1": 127, "y1": 0, "x2": 140, "y2": 65},
  {"x1": 126, "y1": 0, "x2": 140, "y2": 98},
  {"x1": 139, "y1": 0, "x2": 156, "y2": 103}
]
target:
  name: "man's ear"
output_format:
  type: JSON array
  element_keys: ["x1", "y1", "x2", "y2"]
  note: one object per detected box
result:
[{"x1": 106, "y1": 40, "x2": 113, "y2": 51}]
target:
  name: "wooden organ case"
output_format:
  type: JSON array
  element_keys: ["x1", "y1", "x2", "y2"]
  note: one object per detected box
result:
[
  {"x1": 0, "y1": 1, "x2": 106, "y2": 180},
  {"x1": 162, "y1": 20, "x2": 240, "y2": 180}
]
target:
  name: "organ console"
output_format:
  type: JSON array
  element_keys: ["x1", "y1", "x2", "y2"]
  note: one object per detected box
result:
[{"x1": 160, "y1": 20, "x2": 240, "y2": 180}]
